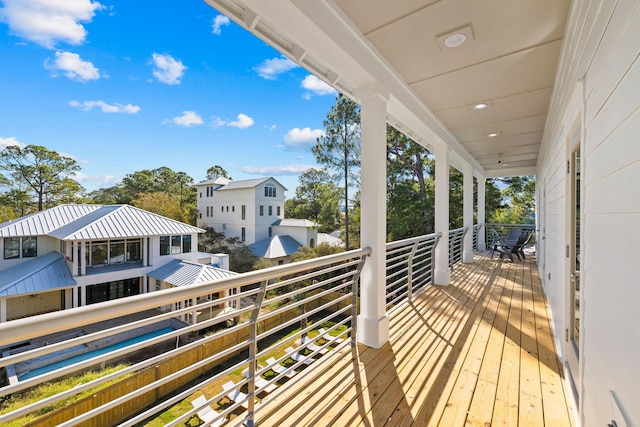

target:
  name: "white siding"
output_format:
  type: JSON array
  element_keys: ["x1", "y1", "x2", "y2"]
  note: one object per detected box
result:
[{"x1": 538, "y1": 1, "x2": 640, "y2": 425}]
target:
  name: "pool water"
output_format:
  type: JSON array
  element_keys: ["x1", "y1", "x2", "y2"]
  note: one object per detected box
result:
[{"x1": 19, "y1": 327, "x2": 174, "y2": 381}]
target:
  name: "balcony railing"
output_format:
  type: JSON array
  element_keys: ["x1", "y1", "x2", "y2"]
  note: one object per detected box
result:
[{"x1": 0, "y1": 225, "x2": 493, "y2": 426}]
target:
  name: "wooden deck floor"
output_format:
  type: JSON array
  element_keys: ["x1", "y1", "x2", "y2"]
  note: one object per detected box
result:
[{"x1": 255, "y1": 252, "x2": 575, "y2": 427}]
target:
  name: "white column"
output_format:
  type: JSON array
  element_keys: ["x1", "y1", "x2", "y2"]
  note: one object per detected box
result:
[
  {"x1": 433, "y1": 145, "x2": 450, "y2": 285},
  {"x1": 1, "y1": 299, "x2": 6, "y2": 323},
  {"x1": 356, "y1": 83, "x2": 389, "y2": 348},
  {"x1": 80, "y1": 285, "x2": 87, "y2": 306},
  {"x1": 72, "y1": 286, "x2": 79, "y2": 308},
  {"x1": 80, "y1": 241, "x2": 87, "y2": 276},
  {"x1": 463, "y1": 165, "x2": 474, "y2": 263},
  {"x1": 477, "y1": 177, "x2": 487, "y2": 251}
]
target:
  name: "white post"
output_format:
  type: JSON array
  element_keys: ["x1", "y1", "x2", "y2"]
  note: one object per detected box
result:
[
  {"x1": 463, "y1": 165, "x2": 474, "y2": 263},
  {"x1": 356, "y1": 83, "x2": 389, "y2": 348},
  {"x1": 80, "y1": 241, "x2": 87, "y2": 276},
  {"x1": 1, "y1": 299, "x2": 6, "y2": 323},
  {"x1": 477, "y1": 177, "x2": 487, "y2": 251},
  {"x1": 433, "y1": 145, "x2": 450, "y2": 285}
]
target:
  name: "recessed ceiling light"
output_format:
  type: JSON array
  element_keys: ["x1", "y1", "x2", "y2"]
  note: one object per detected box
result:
[
  {"x1": 488, "y1": 132, "x2": 499, "y2": 137},
  {"x1": 473, "y1": 103, "x2": 489, "y2": 110},
  {"x1": 444, "y1": 33, "x2": 467, "y2": 48}
]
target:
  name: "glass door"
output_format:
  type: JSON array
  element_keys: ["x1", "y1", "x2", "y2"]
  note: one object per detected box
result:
[{"x1": 567, "y1": 144, "x2": 581, "y2": 400}]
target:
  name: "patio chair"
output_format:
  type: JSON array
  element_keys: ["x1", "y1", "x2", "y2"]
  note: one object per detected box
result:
[
  {"x1": 301, "y1": 336, "x2": 328, "y2": 355},
  {"x1": 222, "y1": 380, "x2": 249, "y2": 409},
  {"x1": 265, "y1": 357, "x2": 296, "y2": 379},
  {"x1": 317, "y1": 328, "x2": 345, "y2": 345},
  {"x1": 490, "y1": 227, "x2": 522, "y2": 258},
  {"x1": 190, "y1": 395, "x2": 227, "y2": 427},
  {"x1": 242, "y1": 366, "x2": 278, "y2": 393},
  {"x1": 286, "y1": 346, "x2": 313, "y2": 365},
  {"x1": 496, "y1": 231, "x2": 529, "y2": 262}
]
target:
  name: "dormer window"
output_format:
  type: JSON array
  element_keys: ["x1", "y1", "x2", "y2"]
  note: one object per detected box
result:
[{"x1": 265, "y1": 184, "x2": 276, "y2": 197}]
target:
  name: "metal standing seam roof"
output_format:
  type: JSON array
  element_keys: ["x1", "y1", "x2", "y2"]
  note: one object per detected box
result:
[
  {"x1": 250, "y1": 235, "x2": 302, "y2": 259},
  {"x1": 209, "y1": 177, "x2": 288, "y2": 192},
  {"x1": 272, "y1": 219, "x2": 317, "y2": 227},
  {"x1": 0, "y1": 204, "x2": 102, "y2": 237},
  {"x1": 46, "y1": 205, "x2": 205, "y2": 240},
  {"x1": 147, "y1": 259, "x2": 238, "y2": 288},
  {"x1": 0, "y1": 252, "x2": 76, "y2": 298}
]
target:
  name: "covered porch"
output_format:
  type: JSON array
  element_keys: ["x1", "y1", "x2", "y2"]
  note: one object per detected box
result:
[{"x1": 257, "y1": 252, "x2": 574, "y2": 427}]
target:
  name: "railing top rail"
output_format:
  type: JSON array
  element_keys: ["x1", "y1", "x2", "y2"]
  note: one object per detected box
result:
[
  {"x1": 0, "y1": 247, "x2": 371, "y2": 347},
  {"x1": 385, "y1": 232, "x2": 441, "y2": 250}
]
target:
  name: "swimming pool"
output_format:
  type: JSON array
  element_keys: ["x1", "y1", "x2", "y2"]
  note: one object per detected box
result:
[{"x1": 18, "y1": 327, "x2": 175, "y2": 381}]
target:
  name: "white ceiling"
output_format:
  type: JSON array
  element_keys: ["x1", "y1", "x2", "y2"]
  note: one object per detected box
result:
[{"x1": 204, "y1": 0, "x2": 571, "y2": 178}]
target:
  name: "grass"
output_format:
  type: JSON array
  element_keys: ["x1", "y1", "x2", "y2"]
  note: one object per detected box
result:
[{"x1": 0, "y1": 364, "x2": 131, "y2": 427}]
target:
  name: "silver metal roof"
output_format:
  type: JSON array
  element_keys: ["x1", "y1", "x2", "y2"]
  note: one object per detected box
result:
[
  {"x1": 0, "y1": 252, "x2": 76, "y2": 298},
  {"x1": 0, "y1": 204, "x2": 205, "y2": 240},
  {"x1": 208, "y1": 177, "x2": 288, "y2": 192},
  {"x1": 272, "y1": 219, "x2": 317, "y2": 227},
  {"x1": 0, "y1": 204, "x2": 101, "y2": 237},
  {"x1": 148, "y1": 259, "x2": 237, "y2": 288},
  {"x1": 250, "y1": 235, "x2": 301, "y2": 259}
]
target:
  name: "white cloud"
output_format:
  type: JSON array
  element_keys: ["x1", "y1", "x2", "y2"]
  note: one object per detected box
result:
[
  {"x1": 0, "y1": 136, "x2": 25, "y2": 149},
  {"x1": 168, "y1": 111, "x2": 203, "y2": 127},
  {"x1": 44, "y1": 51, "x2": 101, "y2": 81},
  {"x1": 74, "y1": 172, "x2": 120, "y2": 189},
  {"x1": 241, "y1": 165, "x2": 315, "y2": 176},
  {"x1": 212, "y1": 15, "x2": 230, "y2": 35},
  {"x1": 0, "y1": 0, "x2": 103, "y2": 48},
  {"x1": 151, "y1": 53, "x2": 186, "y2": 85},
  {"x1": 284, "y1": 127, "x2": 324, "y2": 150},
  {"x1": 301, "y1": 75, "x2": 337, "y2": 98},
  {"x1": 70, "y1": 100, "x2": 140, "y2": 113},
  {"x1": 228, "y1": 113, "x2": 254, "y2": 129},
  {"x1": 254, "y1": 56, "x2": 298, "y2": 80}
]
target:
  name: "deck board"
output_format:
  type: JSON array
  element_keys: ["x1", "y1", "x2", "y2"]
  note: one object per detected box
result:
[{"x1": 256, "y1": 253, "x2": 575, "y2": 427}]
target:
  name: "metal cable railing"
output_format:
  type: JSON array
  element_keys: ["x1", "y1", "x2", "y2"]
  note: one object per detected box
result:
[
  {"x1": 385, "y1": 233, "x2": 441, "y2": 311},
  {"x1": 448, "y1": 227, "x2": 467, "y2": 269},
  {"x1": 0, "y1": 248, "x2": 370, "y2": 427}
]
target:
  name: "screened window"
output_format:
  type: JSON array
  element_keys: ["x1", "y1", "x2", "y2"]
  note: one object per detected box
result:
[
  {"x1": 127, "y1": 240, "x2": 141, "y2": 262},
  {"x1": 277, "y1": 206, "x2": 281, "y2": 216},
  {"x1": 160, "y1": 236, "x2": 170, "y2": 255},
  {"x1": 109, "y1": 240, "x2": 125, "y2": 264},
  {"x1": 91, "y1": 241, "x2": 108, "y2": 265},
  {"x1": 3, "y1": 237, "x2": 19, "y2": 259},
  {"x1": 241, "y1": 227, "x2": 246, "y2": 242},
  {"x1": 182, "y1": 235, "x2": 192, "y2": 253},
  {"x1": 241, "y1": 205, "x2": 246, "y2": 220},
  {"x1": 259, "y1": 205, "x2": 264, "y2": 216},
  {"x1": 268, "y1": 206, "x2": 273, "y2": 216},
  {"x1": 22, "y1": 236, "x2": 37, "y2": 258}
]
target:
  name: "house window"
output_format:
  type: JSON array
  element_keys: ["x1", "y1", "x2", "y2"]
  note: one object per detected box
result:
[
  {"x1": 155, "y1": 279, "x2": 162, "y2": 291},
  {"x1": 91, "y1": 241, "x2": 108, "y2": 264},
  {"x1": 232, "y1": 206, "x2": 235, "y2": 212},
  {"x1": 241, "y1": 227, "x2": 246, "y2": 242},
  {"x1": 182, "y1": 235, "x2": 192, "y2": 253},
  {"x1": 268, "y1": 227, "x2": 272, "y2": 237},
  {"x1": 268, "y1": 206, "x2": 273, "y2": 216},
  {"x1": 259, "y1": 205, "x2": 264, "y2": 216},
  {"x1": 3, "y1": 237, "x2": 19, "y2": 259},
  {"x1": 22, "y1": 237, "x2": 37, "y2": 257},
  {"x1": 277, "y1": 206, "x2": 281, "y2": 216},
  {"x1": 265, "y1": 184, "x2": 276, "y2": 197},
  {"x1": 126, "y1": 240, "x2": 141, "y2": 262},
  {"x1": 171, "y1": 235, "x2": 181, "y2": 254},
  {"x1": 109, "y1": 240, "x2": 125, "y2": 264},
  {"x1": 206, "y1": 187, "x2": 210, "y2": 197},
  {"x1": 160, "y1": 236, "x2": 170, "y2": 255},
  {"x1": 206, "y1": 206, "x2": 209, "y2": 217},
  {"x1": 221, "y1": 206, "x2": 224, "y2": 212},
  {"x1": 241, "y1": 205, "x2": 246, "y2": 220},
  {"x1": 199, "y1": 192, "x2": 202, "y2": 198}
]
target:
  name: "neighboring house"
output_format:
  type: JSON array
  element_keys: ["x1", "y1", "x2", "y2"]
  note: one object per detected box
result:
[
  {"x1": 0, "y1": 204, "x2": 223, "y2": 323},
  {"x1": 196, "y1": 177, "x2": 286, "y2": 245}
]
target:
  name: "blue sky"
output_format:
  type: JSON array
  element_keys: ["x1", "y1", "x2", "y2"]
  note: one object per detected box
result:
[{"x1": 0, "y1": 0, "x2": 338, "y2": 196}]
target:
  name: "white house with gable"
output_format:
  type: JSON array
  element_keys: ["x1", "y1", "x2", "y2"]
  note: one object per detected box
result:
[{"x1": 0, "y1": 204, "x2": 235, "y2": 323}]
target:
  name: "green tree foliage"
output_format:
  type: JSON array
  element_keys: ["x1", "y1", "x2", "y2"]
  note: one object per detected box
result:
[
  {"x1": 312, "y1": 94, "x2": 361, "y2": 249},
  {"x1": 198, "y1": 227, "x2": 257, "y2": 273},
  {"x1": 88, "y1": 166, "x2": 197, "y2": 224},
  {"x1": 490, "y1": 176, "x2": 535, "y2": 223},
  {"x1": 0, "y1": 144, "x2": 84, "y2": 212},
  {"x1": 284, "y1": 168, "x2": 342, "y2": 233},
  {"x1": 206, "y1": 165, "x2": 231, "y2": 180},
  {"x1": 386, "y1": 127, "x2": 434, "y2": 240}
]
